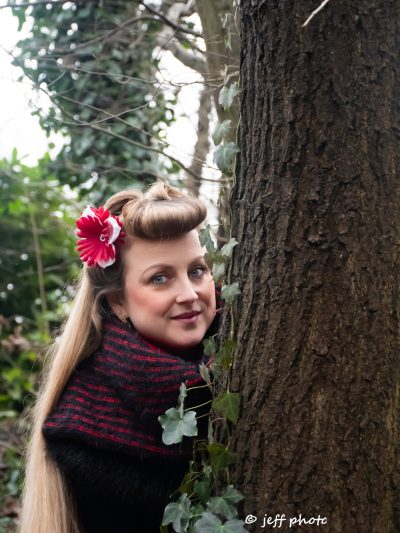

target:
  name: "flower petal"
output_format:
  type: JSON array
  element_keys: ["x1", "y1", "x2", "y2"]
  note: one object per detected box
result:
[{"x1": 106, "y1": 216, "x2": 122, "y2": 244}]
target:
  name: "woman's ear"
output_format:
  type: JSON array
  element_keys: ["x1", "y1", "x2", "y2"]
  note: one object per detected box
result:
[{"x1": 106, "y1": 292, "x2": 126, "y2": 318}]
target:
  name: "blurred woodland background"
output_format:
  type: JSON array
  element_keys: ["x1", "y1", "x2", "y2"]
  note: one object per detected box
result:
[{"x1": 0, "y1": 1, "x2": 239, "y2": 529}]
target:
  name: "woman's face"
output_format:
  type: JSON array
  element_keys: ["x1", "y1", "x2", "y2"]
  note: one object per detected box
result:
[{"x1": 112, "y1": 230, "x2": 216, "y2": 352}]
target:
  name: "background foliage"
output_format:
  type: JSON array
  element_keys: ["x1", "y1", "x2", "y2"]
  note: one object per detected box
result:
[
  {"x1": 13, "y1": 0, "x2": 178, "y2": 200},
  {"x1": 0, "y1": 0, "x2": 239, "y2": 529}
]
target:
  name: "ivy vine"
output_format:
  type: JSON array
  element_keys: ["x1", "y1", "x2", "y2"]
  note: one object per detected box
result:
[{"x1": 157, "y1": 74, "x2": 244, "y2": 533}]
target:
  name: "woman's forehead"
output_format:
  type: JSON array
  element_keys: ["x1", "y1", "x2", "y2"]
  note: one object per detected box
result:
[{"x1": 123, "y1": 231, "x2": 206, "y2": 266}]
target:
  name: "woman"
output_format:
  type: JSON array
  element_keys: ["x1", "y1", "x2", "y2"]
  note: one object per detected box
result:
[{"x1": 19, "y1": 183, "x2": 220, "y2": 533}]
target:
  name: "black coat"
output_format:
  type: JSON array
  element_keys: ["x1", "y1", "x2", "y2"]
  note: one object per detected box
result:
[
  {"x1": 43, "y1": 311, "x2": 218, "y2": 533},
  {"x1": 45, "y1": 438, "x2": 189, "y2": 533}
]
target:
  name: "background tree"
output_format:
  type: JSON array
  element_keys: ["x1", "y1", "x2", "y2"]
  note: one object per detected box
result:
[
  {"x1": 11, "y1": 0, "x2": 240, "y2": 204},
  {"x1": 228, "y1": 1, "x2": 400, "y2": 531}
]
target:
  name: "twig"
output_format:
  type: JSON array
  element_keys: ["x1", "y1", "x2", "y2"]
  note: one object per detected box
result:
[
  {"x1": 139, "y1": 1, "x2": 203, "y2": 39},
  {"x1": 28, "y1": 205, "x2": 50, "y2": 338},
  {"x1": 303, "y1": 0, "x2": 331, "y2": 27}
]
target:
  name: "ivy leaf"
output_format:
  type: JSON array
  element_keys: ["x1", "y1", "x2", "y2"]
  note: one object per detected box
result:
[
  {"x1": 221, "y1": 283, "x2": 241, "y2": 304},
  {"x1": 218, "y1": 82, "x2": 239, "y2": 111},
  {"x1": 203, "y1": 337, "x2": 217, "y2": 357},
  {"x1": 207, "y1": 485, "x2": 244, "y2": 518},
  {"x1": 213, "y1": 142, "x2": 240, "y2": 175},
  {"x1": 216, "y1": 340, "x2": 237, "y2": 370},
  {"x1": 194, "y1": 511, "x2": 247, "y2": 533},
  {"x1": 212, "y1": 120, "x2": 231, "y2": 145},
  {"x1": 220, "y1": 238, "x2": 238, "y2": 259},
  {"x1": 207, "y1": 497, "x2": 237, "y2": 520},
  {"x1": 14, "y1": 9, "x2": 26, "y2": 32},
  {"x1": 212, "y1": 392, "x2": 240, "y2": 424},
  {"x1": 194, "y1": 478, "x2": 212, "y2": 504},
  {"x1": 212, "y1": 262, "x2": 226, "y2": 283},
  {"x1": 210, "y1": 359, "x2": 222, "y2": 378},
  {"x1": 199, "y1": 225, "x2": 216, "y2": 255},
  {"x1": 221, "y1": 485, "x2": 244, "y2": 505},
  {"x1": 207, "y1": 444, "x2": 236, "y2": 472},
  {"x1": 162, "y1": 493, "x2": 192, "y2": 532},
  {"x1": 159, "y1": 408, "x2": 198, "y2": 445},
  {"x1": 199, "y1": 363, "x2": 212, "y2": 389}
]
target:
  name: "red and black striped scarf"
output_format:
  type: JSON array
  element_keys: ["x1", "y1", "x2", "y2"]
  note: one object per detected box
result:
[{"x1": 43, "y1": 299, "x2": 220, "y2": 461}]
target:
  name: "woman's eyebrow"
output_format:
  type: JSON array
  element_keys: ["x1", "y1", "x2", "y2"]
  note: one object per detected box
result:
[{"x1": 142, "y1": 255, "x2": 206, "y2": 275}]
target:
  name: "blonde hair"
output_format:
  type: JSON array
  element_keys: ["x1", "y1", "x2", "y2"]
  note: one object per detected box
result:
[{"x1": 18, "y1": 183, "x2": 207, "y2": 533}]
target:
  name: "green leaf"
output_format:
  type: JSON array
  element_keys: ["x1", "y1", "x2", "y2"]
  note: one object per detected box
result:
[
  {"x1": 194, "y1": 511, "x2": 247, "y2": 533},
  {"x1": 220, "y1": 238, "x2": 238, "y2": 259},
  {"x1": 213, "y1": 143, "x2": 240, "y2": 175},
  {"x1": 159, "y1": 408, "x2": 198, "y2": 445},
  {"x1": 207, "y1": 497, "x2": 237, "y2": 520},
  {"x1": 199, "y1": 225, "x2": 216, "y2": 255},
  {"x1": 14, "y1": 9, "x2": 26, "y2": 32},
  {"x1": 212, "y1": 392, "x2": 240, "y2": 424},
  {"x1": 212, "y1": 262, "x2": 226, "y2": 283},
  {"x1": 210, "y1": 360, "x2": 223, "y2": 378},
  {"x1": 216, "y1": 340, "x2": 237, "y2": 370},
  {"x1": 162, "y1": 493, "x2": 192, "y2": 532},
  {"x1": 0, "y1": 410, "x2": 18, "y2": 419},
  {"x1": 212, "y1": 120, "x2": 231, "y2": 145},
  {"x1": 194, "y1": 478, "x2": 212, "y2": 504},
  {"x1": 221, "y1": 283, "x2": 241, "y2": 304},
  {"x1": 207, "y1": 485, "x2": 244, "y2": 519},
  {"x1": 218, "y1": 82, "x2": 239, "y2": 111},
  {"x1": 203, "y1": 337, "x2": 217, "y2": 357},
  {"x1": 220, "y1": 485, "x2": 244, "y2": 505},
  {"x1": 207, "y1": 444, "x2": 236, "y2": 472},
  {"x1": 199, "y1": 363, "x2": 212, "y2": 389},
  {"x1": 7, "y1": 198, "x2": 25, "y2": 216}
]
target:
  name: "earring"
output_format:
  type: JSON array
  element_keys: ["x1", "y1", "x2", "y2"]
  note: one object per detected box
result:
[{"x1": 118, "y1": 314, "x2": 129, "y2": 325}]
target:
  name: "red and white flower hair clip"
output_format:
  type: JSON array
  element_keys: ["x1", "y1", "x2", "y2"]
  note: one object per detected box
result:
[{"x1": 76, "y1": 206, "x2": 125, "y2": 268}]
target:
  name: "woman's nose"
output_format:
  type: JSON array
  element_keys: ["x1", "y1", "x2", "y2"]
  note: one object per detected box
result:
[{"x1": 175, "y1": 276, "x2": 199, "y2": 303}]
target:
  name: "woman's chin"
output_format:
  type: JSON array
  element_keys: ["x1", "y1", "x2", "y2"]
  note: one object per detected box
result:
[{"x1": 160, "y1": 335, "x2": 204, "y2": 353}]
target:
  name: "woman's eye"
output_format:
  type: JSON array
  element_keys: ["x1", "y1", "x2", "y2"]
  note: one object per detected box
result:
[
  {"x1": 151, "y1": 274, "x2": 168, "y2": 285},
  {"x1": 191, "y1": 266, "x2": 206, "y2": 278}
]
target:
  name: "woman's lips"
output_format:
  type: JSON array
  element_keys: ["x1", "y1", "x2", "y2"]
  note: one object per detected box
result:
[{"x1": 171, "y1": 311, "x2": 201, "y2": 323}]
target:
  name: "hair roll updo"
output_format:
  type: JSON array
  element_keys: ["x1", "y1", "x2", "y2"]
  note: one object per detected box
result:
[
  {"x1": 18, "y1": 183, "x2": 208, "y2": 533},
  {"x1": 88, "y1": 182, "x2": 207, "y2": 335}
]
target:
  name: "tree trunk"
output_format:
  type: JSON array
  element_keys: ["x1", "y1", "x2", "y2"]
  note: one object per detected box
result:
[
  {"x1": 229, "y1": 2, "x2": 400, "y2": 531},
  {"x1": 196, "y1": 0, "x2": 240, "y2": 247},
  {"x1": 187, "y1": 86, "x2": 212, "y2": 197},
  {"x1": 196, "y1": 0, "x2": 240, "y2": 136}
]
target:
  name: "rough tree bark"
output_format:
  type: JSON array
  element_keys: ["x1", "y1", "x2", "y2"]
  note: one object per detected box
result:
[{"x1": 229, "y1": 2, "x2": 400, "y2": 532}]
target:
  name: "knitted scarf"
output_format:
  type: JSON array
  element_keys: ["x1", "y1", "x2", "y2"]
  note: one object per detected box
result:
[{"x1": 43, "y1": 297, "x2": 220, "y2": 462}]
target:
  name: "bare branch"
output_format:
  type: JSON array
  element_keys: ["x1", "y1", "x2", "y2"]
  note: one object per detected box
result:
[
  {"x1": 154, "y1": 2, "x2": 206, "y2": 74},
  {"x1": 157, "y1": 36, "x2": 206, "y2": 73},
  {"x1": 139, "y1": 1, "x2": 203, "y2": 38},
  {"x1": 303, "y1": 0, "x2": 331, "y2": 27},
  {"x1": 89, "y1": 124, "x2": 221, "y2": 184},
  {"x1": 64, "y1": 15, "x2": 154, "y2": 52}
]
